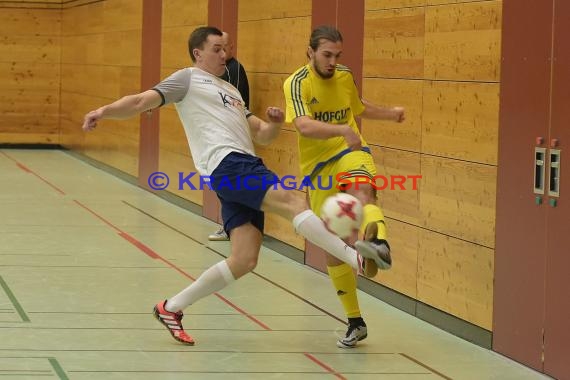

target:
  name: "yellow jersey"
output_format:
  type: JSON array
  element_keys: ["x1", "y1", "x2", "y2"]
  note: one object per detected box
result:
[{"x1": 283, "y1": 64, "x2": 366, "y2": 177}]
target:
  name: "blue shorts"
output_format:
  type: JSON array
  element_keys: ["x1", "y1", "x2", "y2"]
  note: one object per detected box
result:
[{"x1": 210, "y1": 152, "x2": 279, "y2": 237}]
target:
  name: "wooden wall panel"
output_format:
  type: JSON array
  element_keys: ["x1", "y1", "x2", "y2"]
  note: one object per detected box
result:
[
  {"x1": 372, "y1": 147, "x2": 421, "y2": 225},
  {"x1": 247, "y1": 73, "x2": 289, "y2": 125},
  {"x1": 0, "y1": 8, "x2": 61, "y2": 144},
  {"x1": 60, "y1": 91, "x2": 139, "y2": 177},
  {"x1": 363, "y1": 7, "x2": 425, "y2": 78},
  {"x1": 417, "y1": 230, "x2": 494, "y2": 330},
  {"x1": 366, "y1": 0, "x2": 426, "y2": 10},
  {"x1": 59, "y1": 91, "x2": 91, "y2": 149},
  {"x1": 424, "y1": 1, "x2": 502, "y2": 81},
  {"x1": 420, "y1": 156, "x2": 496, "y2": 247},
  {"x1": 59, "y1": 87, "x2": 138, "y2": 177},
  {"x1": 59, "y1": 0, "x2": 142, "y2": 177},
  {"x1": 0, "y1": 0, "x2": 61, "y2": 9},
  {"x1": 0, "y1": 89, "x2": 59, "y2": 139},
  {"x1": 61, "y1": 2, "x2": 104, "y2": 35},
  {"x1": 426, "y1": 0, "x2": 486, "y2": 4},
  {"x1": 83, "y1": 131, "x2": 139, "y2": 176},
  {"x1": 61, "y1": 64, "x2": 140, "y2": 101},
  {"x1": 255, "y1": 130, "x2": 302, "y2": 180},
  {"x1": 59, "y1": 118, "x2": 84, "y2": 149},
  {"x1": 159, "y1": 107, "x2": 191, "y2": 156},
  {"x1": 0, "y1": 8, "x2": 61, "y2": 35},
  {"x1": 61, "y1": 34, "x2": 104, "y2": 64},
  {"x1": 161, "y1": 27, "x2": 198, "y2": 70},
  {"x1": 238, "y1": 0, "x2": 311, "y2": 21},
  {"x1": 362, "y1": 78, "x2": 423, "y2": 151},
  {"x1": 161, "y1": 0, "x2": 207, "y2": 70},
  {"x1": 163, "y1": 0, "x2": 208, "y2": 26},
  {"x1": 0, "y1": 62, "x2": 59, "y2": 91},
  {"x1": 362, "y1": 0, "x2": 501, "y2": 328},
  {"x1": 0, "y1": 91, "x2": 59, "y2": 120},
  {"x1": 238, "y1": 17, "x2": 310, "y2": 74},
  {"x1": 0, "y1": 128, "x2": 59, "y2": 144},
  {"x1": 373, "y1": 218, "x2": 419, "y2": 298},
  {"x1": 61, "y1": 1, "x2": 142, "y2": 35},
  {"x1": 422, "y1": 81, "x2": 499, "y2": 164},
  {"x1": 102, "y1": 0, "x2": 141, "y2": 32},
  {"x1": 0, "y1": 36, "x2": 60, "y2": 64},
  {"x1": 0, "y1": 0, "x2": 61, "y2": 4},
  {"x1": 103, "y1": 30, "x2": 141, "y2": 67}
]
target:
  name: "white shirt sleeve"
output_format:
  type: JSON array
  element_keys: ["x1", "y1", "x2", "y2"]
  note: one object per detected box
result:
[{"x1": 152, "y1": 68, "x2": 191, "y2": 106}]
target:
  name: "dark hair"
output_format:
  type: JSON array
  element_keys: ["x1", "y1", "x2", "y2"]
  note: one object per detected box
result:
[
  {"x1": 308, "y1": 25, "x2": 343, "y2": 54},
  {"x1": 188, "y1": 26, "x2": 223, "y2": 62}
]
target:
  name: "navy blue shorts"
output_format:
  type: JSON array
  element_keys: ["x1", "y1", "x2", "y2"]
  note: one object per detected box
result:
[{"x1": 210, "y1": 152, "x2": 279, "y2": 237}]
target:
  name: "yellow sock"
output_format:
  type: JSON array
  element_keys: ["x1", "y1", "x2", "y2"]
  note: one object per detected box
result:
[
  {"x1": 327, "y1": 263, "x2": 361, "y2": 318},
  {"x1": 360, "y1": 203, "x2": 387, "y2": 240}
]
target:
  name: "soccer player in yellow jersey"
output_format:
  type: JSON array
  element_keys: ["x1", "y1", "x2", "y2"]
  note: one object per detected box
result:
[{"x1": 284, "y1": 25, "x2": 405, "y2": 348}]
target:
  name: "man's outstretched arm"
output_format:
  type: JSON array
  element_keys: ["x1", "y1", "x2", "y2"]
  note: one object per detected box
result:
[
  {"x1": 359, "y1": 99, "x2": 405, "y2": 123},
  {"x1": 82, "y1": 90, "x2": 163, "y2": 131}
]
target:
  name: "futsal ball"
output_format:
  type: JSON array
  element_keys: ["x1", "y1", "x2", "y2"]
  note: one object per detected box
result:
[{"x1": 320, "y1": 193, "x2": 363, "y2": 239}]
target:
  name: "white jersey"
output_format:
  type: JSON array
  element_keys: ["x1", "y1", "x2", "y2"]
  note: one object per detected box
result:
[{"x1": 153, "y1": 67, "x2": 254, "y2": 175}]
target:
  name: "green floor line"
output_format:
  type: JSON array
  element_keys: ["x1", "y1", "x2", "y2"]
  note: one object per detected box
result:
[
  {"x1": 0, "y1": 276, "x2": 30, "y2": 322},
  {"x1": 48, "y1": 358, "x2": 69, "y2": 380}
]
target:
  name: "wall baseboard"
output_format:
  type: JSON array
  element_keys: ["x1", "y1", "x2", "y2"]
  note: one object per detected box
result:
[{"x1": 0, "y1": 143, "x2": 62, "y2": 149}]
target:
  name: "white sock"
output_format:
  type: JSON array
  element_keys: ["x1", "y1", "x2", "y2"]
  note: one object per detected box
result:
[
  {"x1": 292, "y1": 210, "x2": 359, "y2": 270},
  {"x1": 165, "y1": 260, "x2": 235, "y2": 312}
]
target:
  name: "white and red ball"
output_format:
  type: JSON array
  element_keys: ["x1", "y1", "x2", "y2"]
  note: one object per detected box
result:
[{"x1": 320, "y1": 193, "x2": 363, "y2": 239}]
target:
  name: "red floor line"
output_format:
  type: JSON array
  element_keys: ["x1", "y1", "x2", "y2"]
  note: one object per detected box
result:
[
  {"x1": 16, "y1": 162, "x2": 32, "y2": 172},
  {"x1": 118, "y1": 232, "x2": 159, "y2": 259},
  {"x1": 28, "y1": 169, "x2": 66, "y2": 195},
  {"x1": 73, "y1": 200, "x2": 271, "y2": 331},
  {"x1": 155, "y1": 256, "x2": 197, "y2": 281},
  {"x1": 73, "y1": 200, "x2": 122, "y2": 233},
  {"x1": 213, "y1": 293, "x2": 272, "y2": 331},
  {"x1": 1, "y1": 152, "x2": 66, "y2": 195},
  {"x1": 304, "y1": 353, "x2": 346, "y2": 380}
]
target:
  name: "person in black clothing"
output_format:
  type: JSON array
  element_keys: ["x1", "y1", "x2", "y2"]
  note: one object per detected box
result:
[
  {"x1": 209, "y1": 31, "x2": 251, "y2": 241},
  {"x1": 221, "y1": 31, "x2": 250, "y2": 108}
]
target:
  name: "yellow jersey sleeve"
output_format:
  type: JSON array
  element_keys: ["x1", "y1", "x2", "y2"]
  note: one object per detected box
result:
[
  {"x1": 284, "y1": 66, "x2": 312, "y2": 123},
  {"x1": 349, "y1": 76, "x2": 365, "y2": 116}
]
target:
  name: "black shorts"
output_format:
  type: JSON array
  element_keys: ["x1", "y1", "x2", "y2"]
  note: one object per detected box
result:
[{"x1": 210, "y1": 152, "x2": 279, "y2": 237}]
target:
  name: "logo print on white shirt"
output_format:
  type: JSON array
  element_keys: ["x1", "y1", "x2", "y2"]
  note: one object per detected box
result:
[{"x1": 218, "y1": 92, "x2": 243, "y2": 109}]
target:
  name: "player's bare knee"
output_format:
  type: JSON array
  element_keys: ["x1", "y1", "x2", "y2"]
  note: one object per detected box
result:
[
  {"x1": 325, "y1": 253, "x2": 344, "y2": 266},
  {"x1": 243, "y1": 255, "x2": 259, "y2": 273},
  {"x1": 289, "y1": 194, "x2": 307, "y2": 216},
  {"x1": 229, "y1": 254, "x2": 258, "y2": 278},
  {"x1": 273, "y1": 188, "x2": 306, "y2": 217}
]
